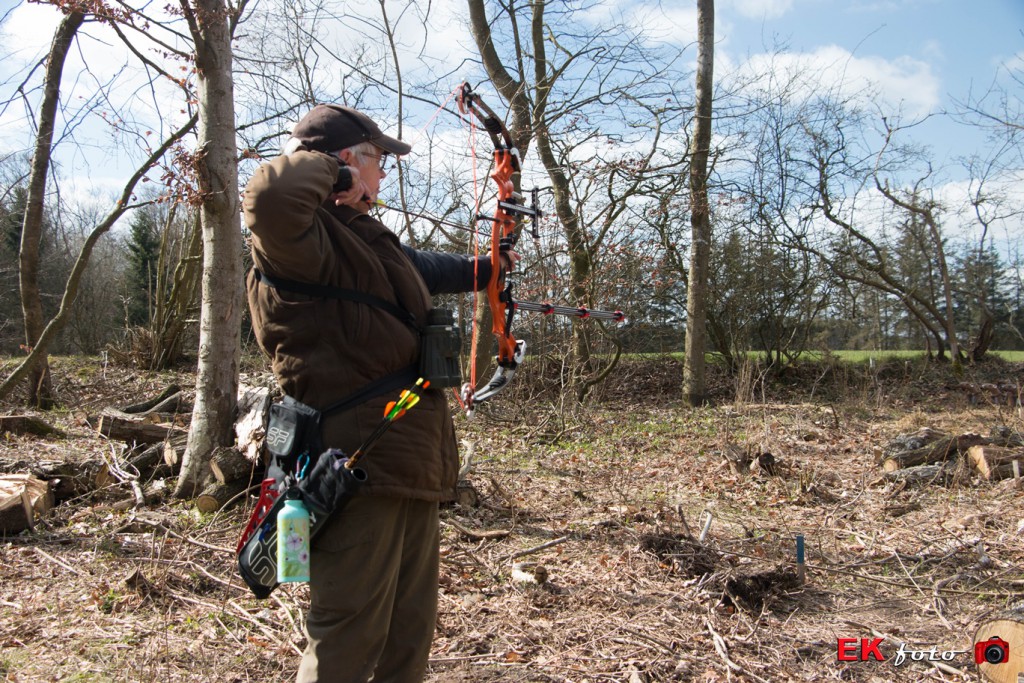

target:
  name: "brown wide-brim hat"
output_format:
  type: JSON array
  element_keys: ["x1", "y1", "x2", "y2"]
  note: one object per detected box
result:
[{"x1": 291, "y1": 104, "x2": 412, "y2": 156}]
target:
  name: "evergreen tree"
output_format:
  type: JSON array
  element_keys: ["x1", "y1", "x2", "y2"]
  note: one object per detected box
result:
[{"x1": 125, "y1": 208, "x2": 161, "y2": 326}]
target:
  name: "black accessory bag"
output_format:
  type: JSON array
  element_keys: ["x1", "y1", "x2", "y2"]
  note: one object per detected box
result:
[
  {"x1": 237, "y1": 449, "x2": 368, "y2": 599},
  {"x1": 419, "y1": 308, "x2": 462, "y2": 388},
  {"x1": 265, "y1": 396, "x2": 323, "y2": 472}
]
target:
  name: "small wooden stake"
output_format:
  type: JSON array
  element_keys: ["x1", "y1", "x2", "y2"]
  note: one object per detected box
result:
[{"x1": 795, "y1": 534, "x2": 806, "y2": 583}]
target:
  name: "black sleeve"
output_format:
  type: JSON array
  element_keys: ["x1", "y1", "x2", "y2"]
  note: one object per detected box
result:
[{"x1": 402, "y1": 246, "x2": 493, "y2": 295}]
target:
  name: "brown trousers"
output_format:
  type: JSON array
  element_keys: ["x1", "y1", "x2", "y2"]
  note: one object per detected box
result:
[{"x1": 296, "y1": 496, "x2": 439, "y2": 683}]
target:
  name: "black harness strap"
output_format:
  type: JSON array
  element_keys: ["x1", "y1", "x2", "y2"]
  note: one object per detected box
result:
[
  {"x1": 254, "y1": 267, "x2": 422, "y2": 416},
  {"x1": 253, "y1": 268, "x2": 419, "y2": 330},
  {"x1": 319, "y1": 363, "x2": 418, "y2": 417}
]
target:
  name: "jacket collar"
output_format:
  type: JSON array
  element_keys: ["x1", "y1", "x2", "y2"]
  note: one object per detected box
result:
[{"x1": 323, "y1": 203, "x2": 394, "y2": 244}]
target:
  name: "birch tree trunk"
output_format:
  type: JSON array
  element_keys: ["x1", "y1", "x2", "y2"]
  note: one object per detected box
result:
[
  {"x1": 18, "y1": 11, "x2": 84, "y2": 408},
  {"x1": 174, "y1": 0, "x2": 243, "y2": 497},
  {"x1": 683, "y1": 0, "x2": 714, "y2": 406}
]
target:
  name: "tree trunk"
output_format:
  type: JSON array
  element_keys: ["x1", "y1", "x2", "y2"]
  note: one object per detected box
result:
[
  {"x1": 174, "y1": 0, "x2": 243, "y2": 497},
  {"x1": 18, "y1": 11, "x2": 84, "y2": 408},
  {"x1": 683, "y1": 0, "x2": 714, "y2": 407},
  {"x1": 927, "y1": 218, "x2": 961, "y2": 370},
  {"x1": 464, "y1": 0, "x2": 536, "y2": 387}
]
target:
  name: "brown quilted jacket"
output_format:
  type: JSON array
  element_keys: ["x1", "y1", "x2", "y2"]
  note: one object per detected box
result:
[{"x1": 244, "y1": 150, "x2": 459, "y2": 501}]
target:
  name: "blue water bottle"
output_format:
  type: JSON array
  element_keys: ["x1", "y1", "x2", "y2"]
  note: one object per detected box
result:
[{"x1": 277, "y1": 494, "x2": 310, "y2": 583}]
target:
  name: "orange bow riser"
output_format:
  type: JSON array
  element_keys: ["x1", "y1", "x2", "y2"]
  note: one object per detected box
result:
[{"x1": 456, "y1": 82, "x2": 540, "y2": 413}]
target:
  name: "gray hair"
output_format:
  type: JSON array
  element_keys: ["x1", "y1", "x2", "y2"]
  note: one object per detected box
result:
[{"x1": 282, "y1": 137, "x2": 379, "y2": 159}]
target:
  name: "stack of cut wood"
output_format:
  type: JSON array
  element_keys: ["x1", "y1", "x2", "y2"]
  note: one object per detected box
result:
[
  {"x1": 190, "y1": 383, "x2": 273, "y2": 513},
  {"x1": 0, "y1": 383, "x2": 275, "y2": 522},
  {"x1": 878, "y1": 427, "x2": 1024, "y2": 487},
  {"x1": 96, "y1": 383, "x2": 272, "y2": 513}
]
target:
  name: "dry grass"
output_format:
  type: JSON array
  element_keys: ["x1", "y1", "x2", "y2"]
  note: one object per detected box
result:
[{"x1": 0, "y1": 356, "x2": 1022, "y2": 682}]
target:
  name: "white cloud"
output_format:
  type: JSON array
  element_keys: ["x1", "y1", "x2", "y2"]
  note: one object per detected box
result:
[
  {"x1": 737, "y1": 45, "x2": 941, "y2": 119},
  {"x1": 726, "y1": 0, "x2": 795, "y2": 21},
  {"x1": 628, "y1": 5, "x2": 700, "y2": 46},
  {"x1": 1, "y1": 2, "x2": 63, "y2": 58}
]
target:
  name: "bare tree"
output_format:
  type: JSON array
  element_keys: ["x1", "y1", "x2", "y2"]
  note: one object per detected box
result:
[
  {"x1": 683, "y1": 0, "x2": 714, "y2": 406},
  {"x1": 16, "y1": 10, "x2": 83, "y2": 407},
  {"x1": 0, "y1": 116, "x2": 197, "y2": 402},
  {"x1": 174, "y1": 0, "x2": 245, "y2": 496},
  {"x1": 465, "y1": 0, "x2": 688, "y2": 400}
]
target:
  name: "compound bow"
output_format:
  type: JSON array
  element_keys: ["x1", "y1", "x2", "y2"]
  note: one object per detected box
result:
[
  {"x1": 456, "y1": 82, "x2": 537, "y2": 412},
  {"x1": 455, "y1": 82, "x2": 624, "y2": 415}
]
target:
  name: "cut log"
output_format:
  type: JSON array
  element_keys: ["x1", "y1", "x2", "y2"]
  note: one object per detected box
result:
[
  {"x1": 0, "y1": 474, "x2": 53, "y2": 533},
  {"x1": 972, "y1": 608, "x2": 1023, "y2": 683},
  {"x1": 880, "y1": 427, "x2": 946, "y2": 461},
  {"x1": 989, "y1": 426, "x2": 1024, "y2": 448},
  {"x1": 120, "y1": 385, "x2": 182, "y2": 414},
  {"x1": 0, "y1": 459, "x2": 111, "y2": 500},
  {"x1": 967, "y1": 445, "x2": 1024, "y2": 481},
  {"x1": 0, "y1": 415, "x2": 61, "y2": 437},
  {"x1": 209, "y1": 447, "x2": 255, "y2": 485},
  {"x1": 881, "y1": 463, "x2": 955, "y2": 487},
  {"x1": 126, "y1": 443, "x2": 166, "y2": 474},
  {"x1": 881, "y1": 433, "x2": 987, "y2": 472},
  {"x1": 98, "y1": 413, "x2": 187, "y2": 446},
  {"x1": 455, "y1": 480, "x2": 479, "y2": 508},
  {"x1": 195, "y1": 480, "x2": 251, "y2": 513}
]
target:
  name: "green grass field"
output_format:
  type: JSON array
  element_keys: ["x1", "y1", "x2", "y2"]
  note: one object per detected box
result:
[
  {"x1": 832, "y1": 349, "x2": 1024, "y2": 363},
  {"x1": 629, "y1": 350, "x2": 1024, "y2": 364}
]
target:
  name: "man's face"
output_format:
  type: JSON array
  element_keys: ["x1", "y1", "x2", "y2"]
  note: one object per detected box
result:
[{"x1": 340, "y1": 145, "x2": 388, "y2": 207}]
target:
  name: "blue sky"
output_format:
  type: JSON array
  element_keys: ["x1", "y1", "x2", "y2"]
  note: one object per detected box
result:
[
  {"x1": 1, "y1": 0, "x2": 1021, "y2": 212},
  {"x1": 712, "y1": 0, "x2": 1023, "y2": 167}
]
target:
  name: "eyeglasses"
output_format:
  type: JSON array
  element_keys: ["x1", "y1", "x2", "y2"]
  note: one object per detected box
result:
[{"x1": 350, "y1": 149, "x2": 395, "y2": 173}]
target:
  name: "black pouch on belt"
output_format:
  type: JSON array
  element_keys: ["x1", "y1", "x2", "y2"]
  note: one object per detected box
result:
[
  {"x1": 264, "y1": 395, "x2": 323, "y2": 473},
  {"x1": 419, "y1": 308, "x2": 462, "y2": 388}
]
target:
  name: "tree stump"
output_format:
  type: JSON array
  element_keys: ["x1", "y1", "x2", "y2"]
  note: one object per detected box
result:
[
  {"x1": 235, "y1": 384, "x2": 273, "y2": 465},
  {"x1": 209, "y1": 447, "x2": 255, "y2": 485},
  {"x1": 972, "y1": 608, "x2": 1023, "y2": 682},
  {"x1": 196, "y1": 480, "x2": 251, "y2": 513},
  {"x1": 0, "y1": 474, "x2": 53, "y2": 533},
  {"x1": 967, "y1": 445, "x2": 1024, "y2": 481}
]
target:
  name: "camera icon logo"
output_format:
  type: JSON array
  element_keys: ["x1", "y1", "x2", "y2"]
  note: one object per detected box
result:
[{"x1": 975, "y1": 636, "x2": 1010, "y2": 665}]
